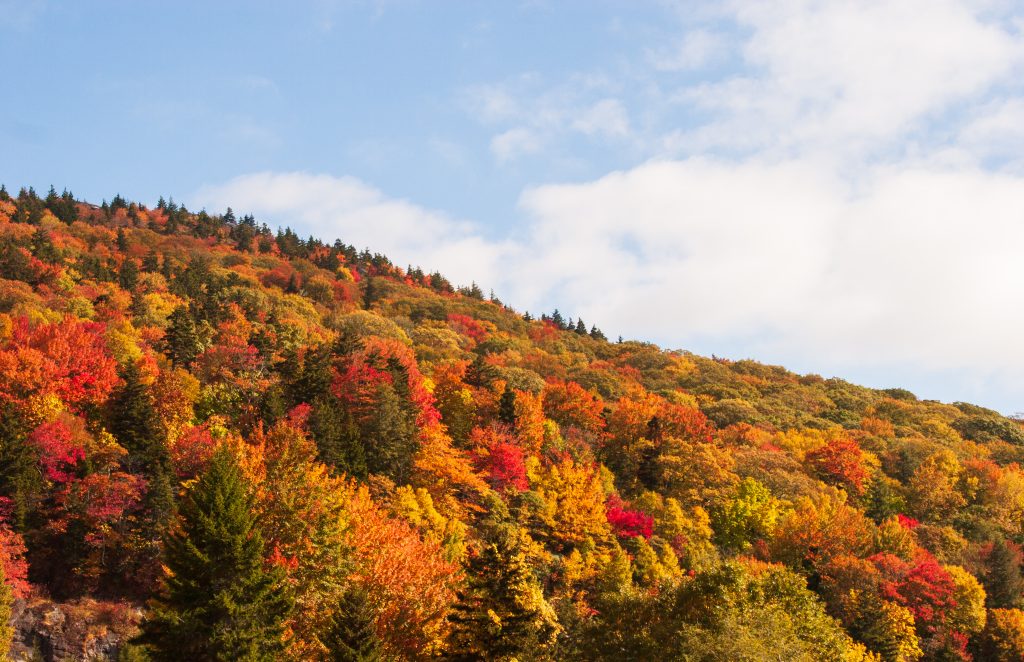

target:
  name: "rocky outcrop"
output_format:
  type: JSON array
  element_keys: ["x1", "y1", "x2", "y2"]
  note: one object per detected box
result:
[{"x1": 9, "y1": 598, "x2": 142, "y2": 662}]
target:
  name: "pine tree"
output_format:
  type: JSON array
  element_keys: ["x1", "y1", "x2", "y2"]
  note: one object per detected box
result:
[
  {"x1": 589, "y1": 325, "x2": 607, "y2": 341},
  {"x1": 363, "y1": 383, "x2": 417, "y2": 484},
  {"x1": 0, "y1": 402, "x2": 42, "y2": 531},
  {"x1": 498, "y1": 384, "x2": 517, "y2": 428},
  {"x1": 166, "y1": 305, "x2": 202, "y2": 367},
  {"x1": 446, "y1": 495, "x2": 561, "y2": 660},
  {"x1": 311, "y1": 397, "x2": 367, "y2": 478},
  {"x1": 136, "y1": 447, "x2": 293, "y2": 661},
  {"x1": 109, "y1": 363, "x2": 169, "y2": 476},
  {"x1": 324, "y1": 585, "x2": 383, "y2": 662},
  {"x1": 363, "y1": 277, "x2": 383, "y2": 309},
  {"x1": 575, "y1": 318, "x2": 587, "y2": 335},
  {"x1": 985, "y1": 537, "x2": 1023, "y2": 609},
  {"x1": 119, "y1": 257, "x2": 140, "y2": 292}
]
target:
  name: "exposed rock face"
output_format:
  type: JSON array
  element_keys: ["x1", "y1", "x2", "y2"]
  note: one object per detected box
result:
[{"x1": 9, "y1": 598, "x2": 142, "y2": 662}]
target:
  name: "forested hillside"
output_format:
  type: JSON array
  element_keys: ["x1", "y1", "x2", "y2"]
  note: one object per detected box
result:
[{"x1": 1, "y1": 185, "x2": 1023, "y2": 660}]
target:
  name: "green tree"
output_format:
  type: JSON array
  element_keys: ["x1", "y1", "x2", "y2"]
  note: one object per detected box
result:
[
  {"x1": 136, "y1": 446, "x2": 293, "y2": 661},
  {"x1": 446, "y1": 495, "x2": 561, "y2": 661},
  {"x1": 0, "y1": 403, "x2": 42, "y2": 531},
  {"x1": 310, "y1": 396, "x2": 367, "y2": 478},
  {"x1": 498, "y1": 384, "x2": 517, "y2": 428},
  {"x1": 711, "y1": 477, "x2": 785, "y2": 551},
  {"x1": 325, "y1": 585, "x2": 383, "y2": 662},
  {"x1": 166, "y1": 306, "x2": 202, "y2": 367},
  {"x1": 984, "y1": 537, "x2": 1023, "y2": 609},
  {"x1": 109, "y1": 363, "x2": 169, "y2": 476},
  {"x1": 363, "y1": 383, "x2": 417, "y2": 484}
]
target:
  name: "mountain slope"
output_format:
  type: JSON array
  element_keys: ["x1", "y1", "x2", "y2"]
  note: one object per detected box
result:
[{"x1": 0, "y1": 185, "x2": 1022, "y2": 660}]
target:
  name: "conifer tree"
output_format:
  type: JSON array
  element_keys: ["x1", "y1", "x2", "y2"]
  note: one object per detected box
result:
[
  {"x1": 574, "y1": 319, "x2": 587, "y2": 335},
  {"x1": 0, "y1": 403, "x2": 42, "y2": 531},
  {"x1": 136, "y1": 446, "x2": 293, "y2": 661},
  {"x1": 142, "y1": 249, "x2": 161, "y2": 273},
  {"x1": 363, "y1": 383, "x2": 417, "y2": 484},
  {"x1": 325, "y1": 585, "x2": 383, "y2": 662},
  {"x1": 498, "y1": 384, "x2": 517, "y2": 428},
  {"x1": 166, "y1": 305, "x2": 202, "y2": 367},
  {"x1": 109, "y1": 362, "x2": 169, "y2": 476},
  {"x1": 985, "y1": 537, "x2": 1023, "y2": 609},
  {"x1": 119, "y1": 257, "x2": 140, "y2": 292},
  {"x1": 311, "y1": 397, "x2": 367, "y2": 478},
  {"x1": 446, "y1": 495, "x2": 561, "y2": 660}
]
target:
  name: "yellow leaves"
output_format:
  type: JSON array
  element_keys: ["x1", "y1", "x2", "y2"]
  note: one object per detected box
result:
[
  {"x1": 152, "y1": 368, "x2": 199, "y2": 444},
  {"x1": 944, "y1": 565, "x2": 987, "y2": 635},
  {"x1": 392, "y1": 485, "x2": 468, "y2": 563},
  {"x1": 873, "y1": 516, "x2": 917, "y2": 561},
  {"x1": 83, "y1": 427, "x2": 128, "y2": 471},
  {"x1": 104, "y1": 318, "x2": 143, "y2": 365},
  {"x1": 769, "y1": 488, "x2": 872, "y2": 567},
  {"x1": 531, "y1": 457, "x2": 611, "y2": 551},
  {"x1": 21, "y1": 392, "x2": 64, "y2": 427},
  {"x1": 906, "y1": 450, "x2": 966, "y2": 522},
  {"x1": 774, "y1": 427, "x2": 838, "y2": 461},
  {"x1": 977, "y1": 608, "x2": 1024, "y2": 660},
  {"x1": 411, "y1": 425, "x2": 488, "y2": 510}
]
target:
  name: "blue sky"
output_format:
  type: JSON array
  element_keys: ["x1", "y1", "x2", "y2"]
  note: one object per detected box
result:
[{"x1": 5, "y1": 0, "x2": 1024, "y2": 414}]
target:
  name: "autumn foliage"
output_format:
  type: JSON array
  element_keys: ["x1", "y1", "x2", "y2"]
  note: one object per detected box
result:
[{"x1": 0, "y1": 187, "x2": 1020, "y2": 660}]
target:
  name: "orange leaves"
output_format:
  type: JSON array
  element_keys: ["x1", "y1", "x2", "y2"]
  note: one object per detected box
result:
[
  {"x1": 805, "y1": 434, "x2": 869, "y2": 494},
  {"x1": 543, "y1": 379, "x2": 605, "y2": 434},
  {"x1": 0, "y1": 316, "x2": 119, "y2": 412},
  {"x1": 341, "y1": 482, "x2": 461, "y2": 657}
]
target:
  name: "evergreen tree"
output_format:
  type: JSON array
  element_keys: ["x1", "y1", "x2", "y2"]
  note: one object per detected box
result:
[
  {"x1": 985, "y1": 537, "x2": 1023, "y2": 609},
  {"x1": 30, "y1": 227, "x2": 59, "y2": 263},
  {"x1": 109, "y1": 362, "x2": 169, "y2": 476},
  {"x1": 166, "y1": 305, "x2": 202, "y2": 367},
  {"x1": 142, "y1": 249, "x2": 161, "y2": 273},
  {"x1": 363, "y1": 383, "x2": 417, "y2": 484},
  {"x1": 589, "y1": 325, "x2": 607, "y2": 342},
  {"x1": 363, "y1": 277, "x2": 383, "y2": 309},
  {"x1": 0, "y1": 402, "x2": 42, "y2": 531},
  {"x1": 550, "y1": 309, "x2": 565, "y2": 329},
  {"x1": 311, "y1": 397, "x2": 367, "y2": 478},
  {"x1": 446, "y1": 495, "x2": 561, "y2": 660},
  {"x1": 119, "y1": 257, "x2": 140, "y2": 292},
  {"x1": 136, "y1": 447, "x2": 293, "y2": 661},
  {"x1": 498, "y1": 384, "x2": 517, "y2": 428},
  {"x1": 324, "y1": 585, "x2": 383, "y2": 662},
  {"x1": 574, "y1": 318, "x2": 587, "y2": 335}
]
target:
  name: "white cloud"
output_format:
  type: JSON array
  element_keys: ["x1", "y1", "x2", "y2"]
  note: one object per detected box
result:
[
  {"x1": 648, "y1": 29, "x2": 728, "y2": 71},
  {"x1": 671, "y1": 0, "x2": 1024, "y2": 157},
  {"x1": 462, "y1": 75, "x2": 627, "y2": 162},
  {"x1": 491, "y1": 128, "x2": 544, "y2": 162},
  {"x1": 513, "y1": 158, "x2": 1024, "y2": 379},
  {"x1": 571, "y1": 99, "x2": 631, "y2": 138},
  {"x1": 960, "y1": 98, "x2": 1024, "y2": 162}
]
